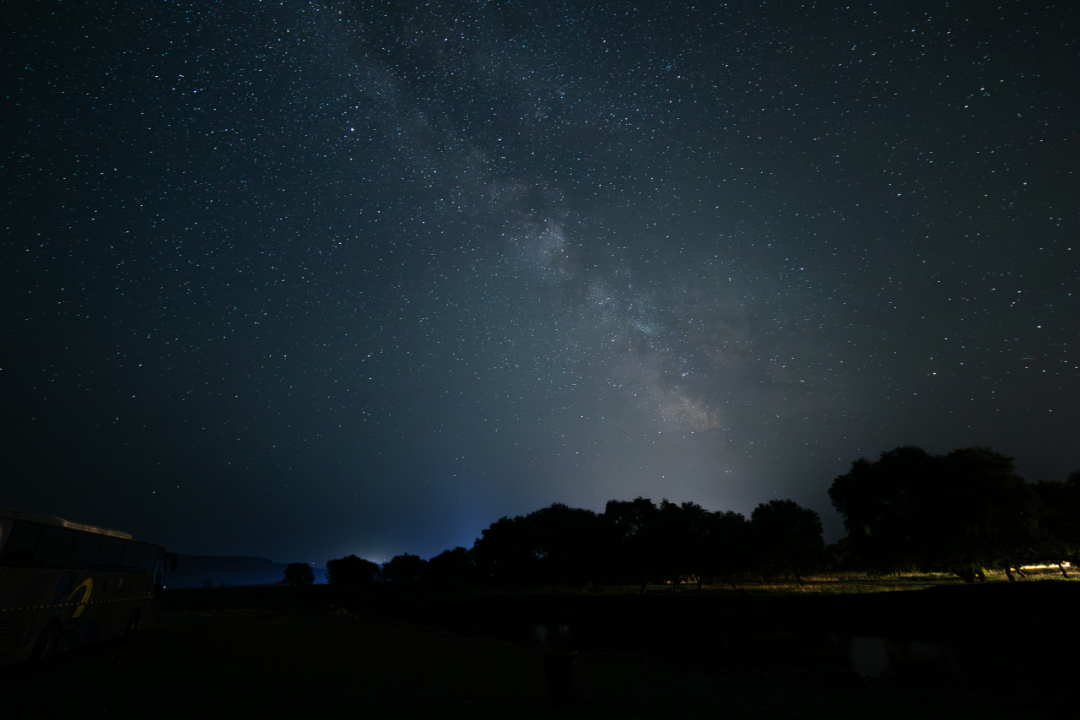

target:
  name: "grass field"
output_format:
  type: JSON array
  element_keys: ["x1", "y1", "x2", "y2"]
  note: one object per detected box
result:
[{"x1": 2, "y1": 578, "x2": 1075, "y2": 719}]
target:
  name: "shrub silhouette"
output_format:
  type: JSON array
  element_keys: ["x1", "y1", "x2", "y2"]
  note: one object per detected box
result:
[
  {"x1": 603, "y1": 497, "x2": 662, "y2": 593},
  {"x1": 325, "y1": 554, "x2": 380, "y2": 588},
  {"x1": 829, "y1": 445, "x2": 1044, "y2": 581},
  {"x1": 750, "y1": 499, "x2": 824, "y2": 586},
  {"x1": 426, "y1": 547, "x2": 477, "y2": 589},
  {"x1": 379, "y1": 553, "x2": 426, "y2": 586},
  {"x1": 354, "y1": 445, "x2": 1070, "y2": 592},
  {"x1": 283, "y1": 562, "x2": 315, "y2": 586},
  {"x1": 1033, "y1": 471, "x2": 1080, "y2": 575}
]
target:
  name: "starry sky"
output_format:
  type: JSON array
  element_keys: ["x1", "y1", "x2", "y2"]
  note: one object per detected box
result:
[{"x1": 3, "y1": 0, "x2": 1077, "y2": 565}]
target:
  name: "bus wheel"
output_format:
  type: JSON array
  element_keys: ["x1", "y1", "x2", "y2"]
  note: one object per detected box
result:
[
  {"x1": 29, "y1": 621, "x2": 61, "y2": 667},
  {"x1": 124, "y1": 609, "x2": 141, "y2": 639}
]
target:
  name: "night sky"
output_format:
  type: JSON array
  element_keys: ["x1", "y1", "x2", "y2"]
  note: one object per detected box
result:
[{"x1": 4, "y1": 1, "x2": 1077, "y2": 566}]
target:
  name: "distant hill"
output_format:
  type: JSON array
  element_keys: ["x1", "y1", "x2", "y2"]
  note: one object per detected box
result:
[{"x1": 168, "y1": 554, "x2": 327, "y2": 588}]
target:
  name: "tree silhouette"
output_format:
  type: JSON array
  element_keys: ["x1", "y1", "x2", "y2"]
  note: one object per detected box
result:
[
  {"x1": 829, "y1": 445, "x2": 1042, "y2": 582},
  {"x1": 306, "y1": 446, "x2": 1071, "y2": 595},
  {"x1": 379, "y1": 553, "x2": 426, "y2": 586},
  {"x1": 528, "y1": 503, "x2": 603, "y2": 592},
  {"x1": 472, "y1": 515, "x2": 539, "y2": 590},
  {"x1": 651, "y1": 500, "x2": 711, "y2": 592},
  {"x1": 325, "y1": 554, "x2": 380, "y2": 588},
  {"x1": 700, "y1": 510, "x2": 751, "y2": 589},
  {"x1": 426, "y1": 546, "x2": 477, "y2": 589},
  {"x1": 939, "y1": 447, "x2": 1041, "y2": 581},
  {"x1": 828, "y1": 445, "x2": 939, "y2": 571},
  {"x1": 750, "y1": 499, "x2": 824, "y2": 586},
  {"x1": 283, "y1": 562, "x2": 315, "y2": 586},
  {"x1": 1033, "y1": 471, "x2": 1080, "y2": 576},
  {"x1": 603, "y1": 497, "x2": 660, "y2": 593},
  {"x1": 679, "y1": 502, "x2": 718, "y2": 591}
]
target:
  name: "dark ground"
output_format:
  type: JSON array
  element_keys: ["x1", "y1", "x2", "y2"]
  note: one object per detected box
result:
[{"x1": 2, "y1": 582, "x2": 1075, "y2": 719}]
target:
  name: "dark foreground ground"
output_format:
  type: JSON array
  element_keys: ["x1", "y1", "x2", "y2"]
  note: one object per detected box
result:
[{"x1": 2, "y1": 582, "x2": 1076, "y2": 719}]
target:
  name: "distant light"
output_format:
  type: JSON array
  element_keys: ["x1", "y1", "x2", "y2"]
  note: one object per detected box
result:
[{"x1": 1019, "y1": 562, "x2": 1071, "y2": 569}]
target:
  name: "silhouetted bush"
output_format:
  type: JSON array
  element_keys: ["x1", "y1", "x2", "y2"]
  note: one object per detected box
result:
[
  {"x1": 528, "y1": 503, "x2": 604, "y2": 592},
  {"x1": 829, "y1": 446, "x2": 1044, "y2": 581},
  {"x1": 750, "y1": 499, "x2": 825, "y2": 586},
  {"x1": 1033, "y1": 471, "x2": 1080, "y2": 574},
  {"x1": 283, "y1": 562, "x2": 315, "y2": 586},
  {"x1": 425, "y1": 546, "x2": 478, "y2": 590},
  {"x1": 347, "y1": 445, "x2": 1075, "y2": 593},
  {"x1": 603, "y1": 497, "x2": 662, "y2": 593},
  {"x1": 379, "y1": 553, "x2": 426, "y2": 587},
  {"x1": 701, "y1": 510, "x2": 752, "y2": 589},
  {"x1": 472, "y1": 515, "x2": 539, "y2": 590},
  {"x1": 325, "y1": 554, "x2": 380, "y2": 588}
]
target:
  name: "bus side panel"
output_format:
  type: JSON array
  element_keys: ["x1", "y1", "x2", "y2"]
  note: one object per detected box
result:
[
  {"x1": 1, "y1": 566, "x2": 162, "y2": 667},
  {"x1": 0, "y1": 565, "x2": 37, "y2": 666},
  {"x1": 0, "y1": 566, "x2": 88, "y2": 665},
  {"x1": 79, "y1": 570, "x2": 123, "y2": 645},
  {"x1": 59, "y1": 570, "x2": 105, "y2": 653},
  {"x1": 126, "y1": 569, "x2": 160, "y2": 632},
  {"x1": 1, "y1": 565, "x2": 72, "y2": 608},
  {"x1": 78, "y1": 570, "x2": 157, "y2": 645},
  {"x1": 0, "y1": 609, "x2": 39, "y2": 666},
  {"x1": 135, "y1": 568, "x2": 161, "y2": 631}
]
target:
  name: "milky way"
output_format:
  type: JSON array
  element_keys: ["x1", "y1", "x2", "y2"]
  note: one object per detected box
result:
[{"x1": 4, "y1": 1, "x2": 1077, "y2": 563}]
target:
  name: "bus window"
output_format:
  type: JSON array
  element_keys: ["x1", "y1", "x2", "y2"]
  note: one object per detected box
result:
[
  {"x1": 98, "y1": 536, "x2": 123, "y2": 568},
  {"x1": 0, "y1": 521, "x2": 41, "y2": 564},
  {"x1": 70, "y1": 532, "x2": 103, "y2": 567},
  {"x1": 0, "y1": 518, "x2": 11, "y2": 554},
  {"x1": 120, "y1": 541, "x2": 143, "y2": 569},
  {"x1": 138, "y1": 544, "x2": 159, "y2": 571},
  {"x1": 33, "y1": 526, "x2": 76, "y2": 567}
]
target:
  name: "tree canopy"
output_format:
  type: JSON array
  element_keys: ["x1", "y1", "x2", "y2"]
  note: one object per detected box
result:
[
  {"x1": 379, "y1": 553, "x2": 426, "y2": 586},
  {"x1": 1033, "y1": 471, "x2": 1080, "y2": 574},
  {"x1": 750, "y1": 499, "x2": 825, "y2": 585},
  {"x1": 829, "y1": 446, "x2": 1046, "y2": 581},
  {"x1": 325, "y1": 554, "x2": 380, "y2": 587},
  {"x1": 283, "y1": 562, "x2": 315, "y2": 586},
  {"x1": 320, "y1": 445, "x2": 1077, "y2": 593}
]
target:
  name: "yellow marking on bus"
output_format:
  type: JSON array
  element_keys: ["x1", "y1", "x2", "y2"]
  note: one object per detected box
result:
[{"x1": 67, "y1": 579, "x2": 93, "y2": 618}]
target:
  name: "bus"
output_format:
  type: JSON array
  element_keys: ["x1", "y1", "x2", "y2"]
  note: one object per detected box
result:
[{"x1": 0, "y1": 508, "x2": 176, "y2": 667}]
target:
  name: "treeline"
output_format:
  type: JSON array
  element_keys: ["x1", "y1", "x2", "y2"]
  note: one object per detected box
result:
[
  {"x1": 324, "y1": 446, "x2": 1080, "y2": 592},
  {"x1": 327, "y1": 497, "x2": 823, "y2": 593},
  {"x1": 830, "y1": 446, "x2": 1080, "y2": 582}
]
